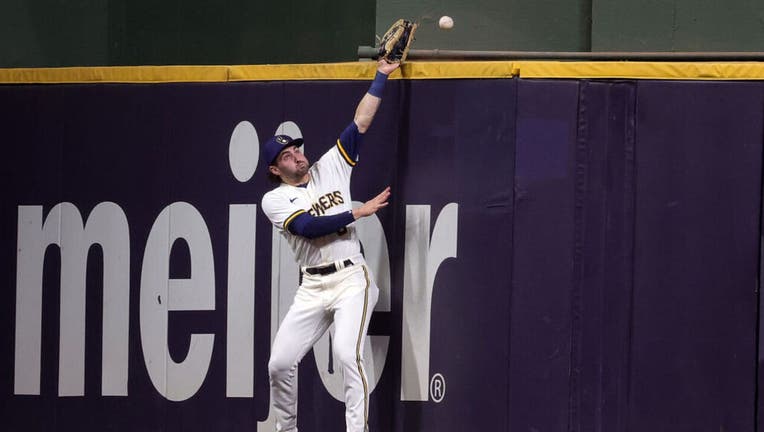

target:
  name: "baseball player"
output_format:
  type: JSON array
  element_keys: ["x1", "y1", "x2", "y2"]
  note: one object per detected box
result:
[{"x1": 261, "y1": 59, "x2": 399, "y2": 432}]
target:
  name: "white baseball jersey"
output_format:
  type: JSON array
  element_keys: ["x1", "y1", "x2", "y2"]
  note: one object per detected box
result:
[{"x1": 261, "y1": 130, "x2": 361, "y2": 267}]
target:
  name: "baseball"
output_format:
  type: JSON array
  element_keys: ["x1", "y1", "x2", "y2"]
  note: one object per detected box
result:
[{"x1": 438, "y1": 16, "x2": 454, "y2": 30}]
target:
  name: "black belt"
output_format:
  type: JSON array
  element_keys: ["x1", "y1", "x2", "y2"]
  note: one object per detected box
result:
[{"x1": 303, "y1": 259, "x2": 354, "y2": 276}]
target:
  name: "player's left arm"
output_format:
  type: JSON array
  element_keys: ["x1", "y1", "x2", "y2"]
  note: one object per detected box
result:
[
  {"x1": 333, "y1": 60, "x2": 400, "y2": 167},
  {"x1": 354, "y1": 60, "x2": 399, "y2": 133},
  {"x1": 327, "y1": 60, "x2": 400, "y2": 172}
]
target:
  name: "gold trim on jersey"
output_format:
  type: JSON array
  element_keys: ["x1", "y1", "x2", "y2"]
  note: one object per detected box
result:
[
  {"x1": 337, "y1": 139, "x2": 357, "y2": 167},
  {"x1": 356, "y1": 266, "x2": 371, "y2": 428},
  {"x1": 283, "y1": 209, "x2": 306, "y2": 232}
]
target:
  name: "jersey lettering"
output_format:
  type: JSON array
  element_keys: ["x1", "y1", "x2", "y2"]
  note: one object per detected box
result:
[
  {"x1": 308, "y1": 190, "x2": 345, "y2": 216},
  {"x1": 327, "y1": 193, "x2": 338, "y2": 206}
]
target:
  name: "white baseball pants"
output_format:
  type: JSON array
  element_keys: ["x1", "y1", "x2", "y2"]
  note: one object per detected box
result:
[{"x1": 268, "y1": 261, "x2": 379, "y2": 432}]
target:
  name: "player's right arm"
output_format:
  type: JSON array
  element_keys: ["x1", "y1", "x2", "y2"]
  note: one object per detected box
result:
[
  {"x1": 351, "y1": 186, "x2": 391, "y2": 219},
  {"x1": 262, "y1": 188, "x2": 391, "y2": 240},
  {"x1": 288, "y1": 212, "x2": 354, "y2": 239},
  {"x1": 288, "y1": 187, "x2": 390, "y2": 238}
]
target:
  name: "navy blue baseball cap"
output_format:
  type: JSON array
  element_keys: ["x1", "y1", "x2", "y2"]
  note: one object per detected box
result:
[{"x1": 262, "y1": 135, "x2": 304, "y2": 167}]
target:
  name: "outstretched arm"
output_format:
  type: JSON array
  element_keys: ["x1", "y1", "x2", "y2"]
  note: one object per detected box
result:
[
  {"x1": 352, "y1": 186, "x2": 391, "y2": 219},
  {"x1": 354, "y1": 60, "x2": 400, "y2": 133},
  {"x1": 287, "y1": 187, "x2": 391, "y2": 239}
]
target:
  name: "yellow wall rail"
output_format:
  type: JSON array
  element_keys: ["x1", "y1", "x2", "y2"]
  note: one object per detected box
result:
[{"x1": 2, "y1": 61, "x2": 764, "y2": 84}]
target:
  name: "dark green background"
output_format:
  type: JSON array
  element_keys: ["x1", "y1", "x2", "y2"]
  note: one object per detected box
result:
[{"x1": 1, "y1": 0, "x2": 763, "y2": 67}]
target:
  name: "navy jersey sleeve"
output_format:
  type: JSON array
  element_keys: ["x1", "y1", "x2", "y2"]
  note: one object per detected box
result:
[
  {"x1": 314, "y1": 121, "x2": 364, "y2": 182},
  {"x1": 288, "y1": 211, "x2": 355, "y2": 239},
  {"x1": 336, "y1": 121, "x2": 364, "y2": 167}
]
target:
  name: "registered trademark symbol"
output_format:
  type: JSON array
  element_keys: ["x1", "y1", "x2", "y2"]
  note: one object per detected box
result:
[{"x1": 430, "y1": 373, "x2": 446, "y2": 403}]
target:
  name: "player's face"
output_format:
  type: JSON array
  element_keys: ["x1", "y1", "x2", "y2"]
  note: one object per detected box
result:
[{"x1": 271, "y1": 145, "x2": 310, "y2": 183}]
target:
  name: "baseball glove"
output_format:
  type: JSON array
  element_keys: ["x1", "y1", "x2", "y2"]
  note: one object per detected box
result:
[{"x1": 376, "y1": 19, "x2": 418, "y2": 63}]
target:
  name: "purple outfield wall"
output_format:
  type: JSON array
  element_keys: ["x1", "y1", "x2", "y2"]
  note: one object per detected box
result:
[{"x1": 0, "y1": 77, "x2": 762, "y2": 432}]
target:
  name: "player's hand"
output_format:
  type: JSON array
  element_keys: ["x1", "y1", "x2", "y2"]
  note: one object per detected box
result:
[
  {"x1": 377, "y1": 60, "x2": 400, "y2": 75},
  {"x1": 353, "y1": 186, "x2": 391, "y2": 219}
]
